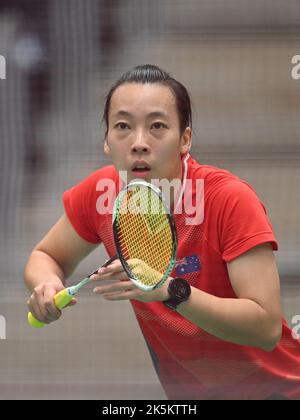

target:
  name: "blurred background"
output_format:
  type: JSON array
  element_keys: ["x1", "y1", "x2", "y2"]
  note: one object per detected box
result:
[{"x1": 0, "y1": 0, "x2": 300, "y2": 399}]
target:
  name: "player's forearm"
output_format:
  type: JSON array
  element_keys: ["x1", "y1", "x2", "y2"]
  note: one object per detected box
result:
[
  {"x1": 177, "y1": 287, "x2": 281, "y2": 351},
  {"x1": 24, "y1": 249, "x2": 65, "y2": 292}
]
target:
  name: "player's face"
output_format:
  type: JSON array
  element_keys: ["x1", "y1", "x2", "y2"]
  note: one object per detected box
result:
[{"x1": 104, "y1": 83, "x2": 191, "y2": 183}]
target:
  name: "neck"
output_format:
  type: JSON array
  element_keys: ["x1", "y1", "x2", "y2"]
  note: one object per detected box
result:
[{"x1": 169, "y1": 156, "x2": 184, "y2": 210}]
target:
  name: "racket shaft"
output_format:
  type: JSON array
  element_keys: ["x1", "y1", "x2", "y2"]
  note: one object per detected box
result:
[{"x1": 87, "y1": 254, "x2": 118, "y2": 277}]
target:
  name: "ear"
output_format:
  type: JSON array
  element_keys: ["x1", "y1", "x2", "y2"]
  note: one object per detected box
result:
[
  {"x1": 104, "y1": 138, "x2": 110, "y2": 156},
  {"x1": 180, "y1": 127, "x2": 192, "y2": 155}
]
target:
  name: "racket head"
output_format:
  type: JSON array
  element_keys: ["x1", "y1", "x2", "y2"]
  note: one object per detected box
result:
[{"x1": 112, "y1": 180, "x2": 177, "y2": 291}]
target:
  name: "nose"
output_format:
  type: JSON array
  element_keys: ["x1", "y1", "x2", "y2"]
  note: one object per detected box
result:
[{"x1": 131, "y1": 130, "x2": 150, "y2": 154}]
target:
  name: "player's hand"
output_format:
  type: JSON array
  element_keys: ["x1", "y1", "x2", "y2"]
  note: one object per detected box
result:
[
  {"x1": 27, "y1": 281, "x2": 77, "y2": 324},
  {"x1": 91, "y1": 259, "x2": 170, "y2": 303}
]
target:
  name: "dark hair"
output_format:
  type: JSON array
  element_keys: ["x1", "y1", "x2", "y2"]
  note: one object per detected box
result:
[{"x1": 102, "y1": 64, "x2": 192, "y2": 136}]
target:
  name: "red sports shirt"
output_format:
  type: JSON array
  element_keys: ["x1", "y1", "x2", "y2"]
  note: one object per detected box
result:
[{"x1": 63, "y1": 154, "x2": 300, "y2": 400}]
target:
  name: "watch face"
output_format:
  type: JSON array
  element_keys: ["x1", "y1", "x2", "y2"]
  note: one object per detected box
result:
[{"x1": 170, "y1": 278, "x2": 191, "y2": 300}]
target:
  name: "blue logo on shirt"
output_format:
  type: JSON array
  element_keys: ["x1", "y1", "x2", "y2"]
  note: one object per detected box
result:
[{"x1": 175, "y1": 254, "x2": 201, "y2": 276}]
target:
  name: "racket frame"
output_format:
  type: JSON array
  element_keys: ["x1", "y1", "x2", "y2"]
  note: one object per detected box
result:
[{"x1": 112, "y1": 180, "x2": 177, "y2": 291}]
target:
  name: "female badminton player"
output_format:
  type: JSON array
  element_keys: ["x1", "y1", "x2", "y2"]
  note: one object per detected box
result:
[{"x1": 24, "y1": 64, "x2": 300, "y2": 400}]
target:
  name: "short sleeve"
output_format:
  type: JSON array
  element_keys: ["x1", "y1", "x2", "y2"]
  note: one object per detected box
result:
[
  {"x1": 63, "y1": 172, "x2": 104, "y2": 244},
  {"x1": 217, "y1": 181, "x2": 278, "y2": 262}
]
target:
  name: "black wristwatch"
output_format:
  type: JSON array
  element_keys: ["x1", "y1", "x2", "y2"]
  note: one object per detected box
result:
[{"x1": 163, "y1": 278, "x2": 191, "y2": 311}]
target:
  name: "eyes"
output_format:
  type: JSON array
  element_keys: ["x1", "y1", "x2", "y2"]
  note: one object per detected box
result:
[
  {"x1": 151, "y1": 122, "x2": 167, "y2": 130},
  {"x1": 114, "y1": 122, "x2": 167, "y2": 131},
  {"x1": 115, "y1": 122, "x2": 129, "y2": 130}
]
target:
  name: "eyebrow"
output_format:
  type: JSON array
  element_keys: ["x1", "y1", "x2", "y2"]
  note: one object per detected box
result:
[{"x1": 112, "y1": 110, "x2": 168, "y2": 119}]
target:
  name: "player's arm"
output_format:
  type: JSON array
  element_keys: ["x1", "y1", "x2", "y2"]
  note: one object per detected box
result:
[
  {"x1": 177, "y1": 243, "x2": 282, "y2": 351},
  {"x1": 24, "y1": 213, "x2": 98, "y2": 323}
]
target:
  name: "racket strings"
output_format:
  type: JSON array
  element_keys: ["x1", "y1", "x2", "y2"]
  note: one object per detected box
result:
[{"x1": 115, "y1": 186, "x2": 174, "y2": 287}]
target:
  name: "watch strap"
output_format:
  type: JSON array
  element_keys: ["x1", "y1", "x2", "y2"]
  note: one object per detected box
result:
[
  {"x1": 163, "y1": 297, "x2": 182, "y2": 311},
  {"x1": 163, "y1": 277, "x2": 191, "y2": 311}
]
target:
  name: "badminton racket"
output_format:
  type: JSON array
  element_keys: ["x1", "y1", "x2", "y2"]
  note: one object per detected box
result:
[{"x1": 28, "y1": 179, "x2": 177, "y2": 327}]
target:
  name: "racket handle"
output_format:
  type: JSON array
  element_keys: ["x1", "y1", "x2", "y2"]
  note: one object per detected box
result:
[{"x1": 28, "y1": 289, "x2": 73, "y2": 328}]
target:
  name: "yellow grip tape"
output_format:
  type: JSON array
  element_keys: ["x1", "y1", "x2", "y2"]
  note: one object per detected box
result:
[{"x1": 28, "y1": 288, "x2": 73, "y2": 328}]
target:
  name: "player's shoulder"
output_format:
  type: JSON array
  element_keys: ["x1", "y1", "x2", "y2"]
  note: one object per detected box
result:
[
  {"x1": 85, "y1": 164, "x2": 118, "y2": 182},
  {"x1": 73, "y1": 164, "x2": 118, "y2": 190},
  {"x1": 189, "y1": 155, "x2": 237, "y2": 184},
  {"x1": 188, "y1": 155, "x2": 257, "y2": 200}
]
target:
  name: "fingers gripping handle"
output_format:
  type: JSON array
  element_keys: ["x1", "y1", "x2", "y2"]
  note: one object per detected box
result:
[
  {"x1": 27, "y1": 254, "x2": 118, "y2": 328},
  {"x1": 28, "y1": 289, "x2": 73, "y2": 328}
]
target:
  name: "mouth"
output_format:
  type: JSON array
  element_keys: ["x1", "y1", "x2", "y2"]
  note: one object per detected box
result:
[{"x1": 131, "y1": 161, "x2": 151, "y2": 176}]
